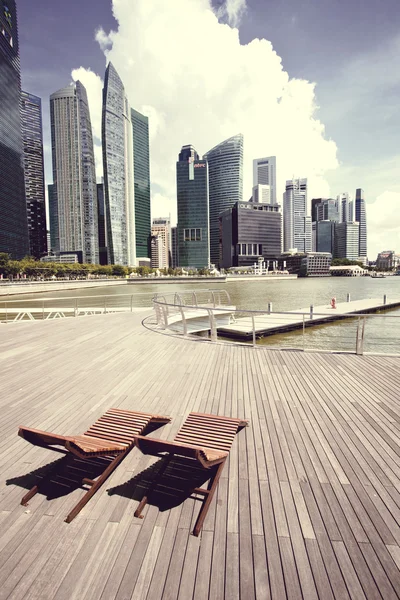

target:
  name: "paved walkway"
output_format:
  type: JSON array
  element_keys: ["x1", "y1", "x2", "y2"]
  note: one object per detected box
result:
[{"x1": 0, "y1": 312, "x2": 399, "y2": 599}]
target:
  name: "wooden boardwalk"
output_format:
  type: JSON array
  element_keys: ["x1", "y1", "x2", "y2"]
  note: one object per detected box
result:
[{"x1": 0, "y1": 312, "x2": 399, "y2": 599}]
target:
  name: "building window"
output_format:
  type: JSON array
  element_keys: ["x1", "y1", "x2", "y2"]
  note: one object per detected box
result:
[
  {"x1": 258, "y1": 244, "x2": 262, "y2": 255},
  {"x1": 196, "y1": 228, "x2": 201, "y2": 241},
  {"x1": 184, "y1": 228, "x2": 202, "y2": 242},
  {"x1": 184, "y1": 229, "x2": 190, "y2": 241},
  {"x1": 191, "y1": 228, "x2": 196, "y2": 241}
]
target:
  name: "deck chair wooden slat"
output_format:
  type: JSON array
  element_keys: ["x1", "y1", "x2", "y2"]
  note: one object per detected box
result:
[
  {"x1": 18, "y1": 408, "x2": 170, "y2": 523},
  {"x1": 133, "y1": 412, "x2": 248, "y2": 536}
]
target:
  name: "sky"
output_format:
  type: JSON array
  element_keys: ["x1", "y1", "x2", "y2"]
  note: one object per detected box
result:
[{"x1": 17, "y1": 0, "x2": 400, "y2": 258}]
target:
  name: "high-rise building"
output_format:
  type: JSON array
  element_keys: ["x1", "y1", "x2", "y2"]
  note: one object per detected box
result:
[
  {"x1": 97, "y1": 182, "x2": 107, "y2": 265},
  {"x1": 21, "y1": 91, "x2": 47, "y2": 258},
  {"x1": 336, "y1": 192, "x2": 353, "y2": 223},
  {"x1": 314, "y1": 220, "x2": 335, "y2": 254},
  {"x1": 152, "y1": 218, "x2": 170, "y2": 268},
  {"x1": 150, "y1": 234, "x2": 167, "y2": 269},
  {"x1": 0, "y1": 0, "x2": 29, "y2": 259},
  {"x1": 312, "y1": 198, "x2": 339, "y2": 223},
  {"x1": 171, "y1": 226, "x2": 178, "y2": 268},
  {"x1": 48, "y1": 183, "x2": 59, "y2": 252},
  {"x1": 50, "y1": 81, "x2": 98, "y2": 264},
  {"x1": 219, "y1": 201, "x2": 282, "y2": 269},
  {"x1": 132, "y1": 108, "x2": 151, "y2": 262},
  {"x1": 177, "y1": 145, "x2": 209, "y2": 268},
  {"x1": 102, "y1": 62, "x2": 135, "y2": 266},
  {"x1": 204, "y1": 134, "x2": 243, "y2": 265},
  {"x1": 283, "y1": 178, "x2": 311, "y2": 252},
  {"x1": 252, "y1": 156, "x2": 276, "y2": 204},
  {"x1": 334, "y1": 222, "x2": 360, "y2": 260},
  {"x1": 355, "y1": 188, "x2": 367, "y2": 260}
]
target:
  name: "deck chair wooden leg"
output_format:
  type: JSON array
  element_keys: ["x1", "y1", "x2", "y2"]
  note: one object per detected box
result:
[
  {"x1": 65, "y1": 451, "x2": 128, "y2": 523},
  {"x1": 135, "y1": 455, "x2": 172, "y2": 519},
  {"x1": 193, "y1": 459, "x2": 226, "y2": 537},
  {"x1": 21, "y1": 458, "x2": 64, "y2": 506}
]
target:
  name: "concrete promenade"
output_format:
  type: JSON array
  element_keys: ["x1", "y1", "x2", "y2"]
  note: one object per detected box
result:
[{"x1": 0, "y1": 312, "x2": 399, "y2": 598}]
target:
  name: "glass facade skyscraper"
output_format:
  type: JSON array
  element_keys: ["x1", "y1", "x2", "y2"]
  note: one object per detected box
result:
[
  {"x1": 102, "y1": 62, "x2": 135, "y2": 266},
  {"x1": 0, "y1": 0, "x2": 29, "y2": 258},
  {"x1": 48, "y1": 183, "x2": 59, "y2": 252},
  {"x1": 204, "y1": 134, "x2": 243, "y2": 265},
  {"x1": 131, "y1": 108, "x2": 150, "y2": 261},
  {"x1": 283, "y1": 178, "x2": 311, "y2": 252},
  {"x1": 21, "y1": 91, "x2": 47, "y2": 258},
  {"x1": 177, "y1": 145, "x2": 209, "y2": 268},
  {"x1": 50, "y1": 82, "x2": 98, "y2": 263},
  {"x1": 355, "y1": 188, "x2": 367, "y2": 260},
  {"x1": 97, "y1": 182, "x2": 107, "y2": 265}
]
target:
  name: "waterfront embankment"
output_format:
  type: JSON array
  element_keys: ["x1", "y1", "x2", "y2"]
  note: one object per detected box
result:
[{"x1": 0, "y1": 279, "x2": 127, "y2": 296}]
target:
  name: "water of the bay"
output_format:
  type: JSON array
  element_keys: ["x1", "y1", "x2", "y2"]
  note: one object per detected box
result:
[{"x1": 4, "y1": 276, "x2": 400, "y2": 354}]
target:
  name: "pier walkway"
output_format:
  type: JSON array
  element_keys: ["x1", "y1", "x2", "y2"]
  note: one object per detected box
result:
[
  {"x1": 0, "y1": 312, "x2": 400, "y2": 598},
  {"x1": 219, "y1": 297, "x2": 400, "y2": 340}
]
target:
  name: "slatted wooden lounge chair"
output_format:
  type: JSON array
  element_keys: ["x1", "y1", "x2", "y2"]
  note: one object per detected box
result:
[
  {"x1": 18, "y1": 408, "x2": 170, "y2": 523},
  {"x1": 133, "y1": 412, "x2": 248, "y2": 536}
]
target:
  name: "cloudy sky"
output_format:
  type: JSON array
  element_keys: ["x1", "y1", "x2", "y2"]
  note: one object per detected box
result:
[{"x1": 17, "y1": 0, "x2": 400, "y2": 257}]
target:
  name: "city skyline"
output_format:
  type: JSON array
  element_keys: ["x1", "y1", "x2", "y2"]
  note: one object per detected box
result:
[{"x1": 14, "y1": 0, "x2": 399, "y2": 258}]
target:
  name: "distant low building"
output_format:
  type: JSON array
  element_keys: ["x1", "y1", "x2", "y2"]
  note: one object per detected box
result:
[
  {"x1": 219, "y1": 201, "x2": 282, "y2": 269},
  {"x1": 376, "y1": 251, "x2": 400, "y2": 270},
  {"x1": 299, "y1": 252, "x2": 332, "y2": 277},
  {"x1": 330, "y1": 265, "x2": 367, "y2": 277},
  {"x1": 40, "y1": 252, "x2": 80, "y2": 264},
  {"x1": 280, "y1": 250, "x2": 306, "y2": 274}
]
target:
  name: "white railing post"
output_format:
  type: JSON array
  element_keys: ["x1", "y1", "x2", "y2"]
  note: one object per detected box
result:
[
  {"x1": 356, "y1": 317, "x2": 366, "y2": 355},
  {"x1": 211, "y1": 290, "x2": 216, "y2": 308},
  {"x1": 383, "y1": 294, "x2": 387, "y2": 305},
  {"x1": 207, "y1": 308, "x2": 217, "y2": 342},
  {"x1": 75, "y1": 297, "x2": 78, "y2": 317},
  {"x1": 179, "y1": 305, "x2": 188, "y2": 337},
  {"x1": 310, "y1": 305, "x2": 314, "y2": 320},
  {"x1": 268, "y1": 302, "x2": 272, "y2": 315},
  {"x1": 251, "y1": 314, "x2": 256, "y2": 348}
]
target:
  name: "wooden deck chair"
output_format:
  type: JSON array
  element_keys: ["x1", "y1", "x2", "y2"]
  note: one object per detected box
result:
[
  {"x1": 18, "y1": 408, "x2": 170, "y2": 523},
  {"x1": 133, "y1": 412, "x2": 248, "y2": 536}
]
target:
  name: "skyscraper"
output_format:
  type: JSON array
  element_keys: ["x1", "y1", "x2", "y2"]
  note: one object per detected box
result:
[
  {"x1": 355, "y1": 188, "x2": 367, "y2": 260},
  {"x1": 21, "y1": 91, "x2": 47, "y2": 258},
  {"x1": 283, "y1": 178, "x2": 311, "y2": 252},
  {"x1": 102, "y1": 62, "x2": 135, "y2": 266},
  {"x1": 0, "y1": 0, "x2": 29, "y2": 258},
  {"x1": 312, "y1": 198, "x2": 339, "y2": 223},
  {"x1": 252, "y1": 156, "x2": 276, "y2": 204},
  {"x1": 335, "y1": 222, "x2": 360, "y2": 260},
  {"x1": 48, "y1": 183, "x2": 59, "y2": 252},
  {"x1": 97, "y1": 182, "x2": 107, "y2": 265},
  {"x1": 152, "y1": 217, "x2": 171, "y2": 268},
  {"x1": 50, "y1": 82, "x2": 98, "y2": 263},
  {"x1": 176, "y1": 145, "x2": 209, "y2": 268},
  {"x1": 204, "y1": 134, "x2": 243, "y2": 265},
  {"x1": 336, "y1": 192, "x2": 353, "y2": 223},
  {"x1": 131, "y1": 108, "x2": 151, "y2": 263}
]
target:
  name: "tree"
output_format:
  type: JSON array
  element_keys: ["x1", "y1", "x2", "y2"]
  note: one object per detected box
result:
[{"x1": 112, "y1": 264, "x2": 128, "y2": 277}]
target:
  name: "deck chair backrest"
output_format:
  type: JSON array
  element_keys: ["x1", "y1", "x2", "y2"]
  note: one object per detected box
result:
[{"x1": 174, "y1": 412, "x2": 247, "y2": 453}]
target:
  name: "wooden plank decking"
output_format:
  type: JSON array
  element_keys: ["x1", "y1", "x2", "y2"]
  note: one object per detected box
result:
[{"x1": 0, "y1": 312, "x2": 399, "y2": 599}]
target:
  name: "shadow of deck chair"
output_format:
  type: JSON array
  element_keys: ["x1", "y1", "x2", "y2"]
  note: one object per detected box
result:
[
  {"x1": 133, "y1": 412, "x2": 248, "y2": 536},
  {"x1": 18, "y1": 408, "x2": 170, "y2": 523}
]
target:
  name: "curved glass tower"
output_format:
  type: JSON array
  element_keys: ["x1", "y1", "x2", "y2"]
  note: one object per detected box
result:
[
  {"x1": 204, "y1": 134, "x2": 243, "y2": 265},
  {"x1": 102, "y1": 62, "x2": 135, "y2": 266},
  {"x1": 0, "y1": 0, "x2": 30, "y2": 258}
]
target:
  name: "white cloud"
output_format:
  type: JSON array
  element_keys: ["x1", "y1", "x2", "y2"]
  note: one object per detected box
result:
[
  {"x1": 216, "y1": 0, "x2": 247, "y2": 27},
  {"x1": 74, "y1": 0, "x2": 338, "y2": 225},
  {"x1": 151, "y1": 192, "x2": 176, "y2": 224},
  {"x1": 367, "y1": 191, "x2": 400, "y2": 258}
]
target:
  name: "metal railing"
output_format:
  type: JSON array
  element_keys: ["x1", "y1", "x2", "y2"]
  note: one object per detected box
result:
[
  {"x1": 152, "y1": 293, "x2": 400, "y2": 356},
  {"x1": 0, "y1": 292, "x2": 155, "y2": 323}
]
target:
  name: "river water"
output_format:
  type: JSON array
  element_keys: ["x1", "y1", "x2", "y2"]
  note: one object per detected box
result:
[{"x1": 4, "y1": 277, "x2": 400, "y2": 354}]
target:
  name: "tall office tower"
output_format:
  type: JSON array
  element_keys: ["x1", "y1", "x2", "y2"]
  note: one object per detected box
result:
[
  {"x1": 131, "y1": 108, "x2": 151, "y2": 262},
  {"x1": 50, "y1": 82, "x2": 98, "y2": 264},
  {"x1": 171, "y1": 226, "x2": 178, "y2": 268},
  {"x1": 314, "y1": 221, "x2": 336, "y2": 254},
  {"x1": 152, "y1": 217, "x2": 170, "y2": 268},
  {"x1": 21, "y1": 91, "x2": 47, "y2": 258},
  {"x1": 177, "y1": 145, "x2": 209, "y2": 268},
  {"x1": 334, "y1": 222, "x2": 360, "y2": 260},
  {"x1": 252, "y1": 156, "x2": 276, "y2": 204},
  {"x1": 150, "y1": 234, "x2": 167, "y2": 269},
  {"x1": 355, "y1": 188, "x2": 367, "y2": 260},
  {"x1": 48, "y1": 184, "x2": 59, "y2": 252},
  {"x1": 283, "y1": 178, "x2": 311, "y2": 252},
  {"x1": 102, "y1": 62, "x2": 135, "y2": 266},
  {"x1": 97, "y1": 182, "x2": 107, "y2": 265},
  {"x1": 336, "y1": 192, "x2": 353, "y2": 223},
  {"x1": 0, "y1": 0, "x2": 29, "y2": 259},
  {"x1": 312, "y1": 198, "x2": 339, "y2": 222},
  {"x1": 204, "y1": 134, "x2": 243, "y2": 265}
]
